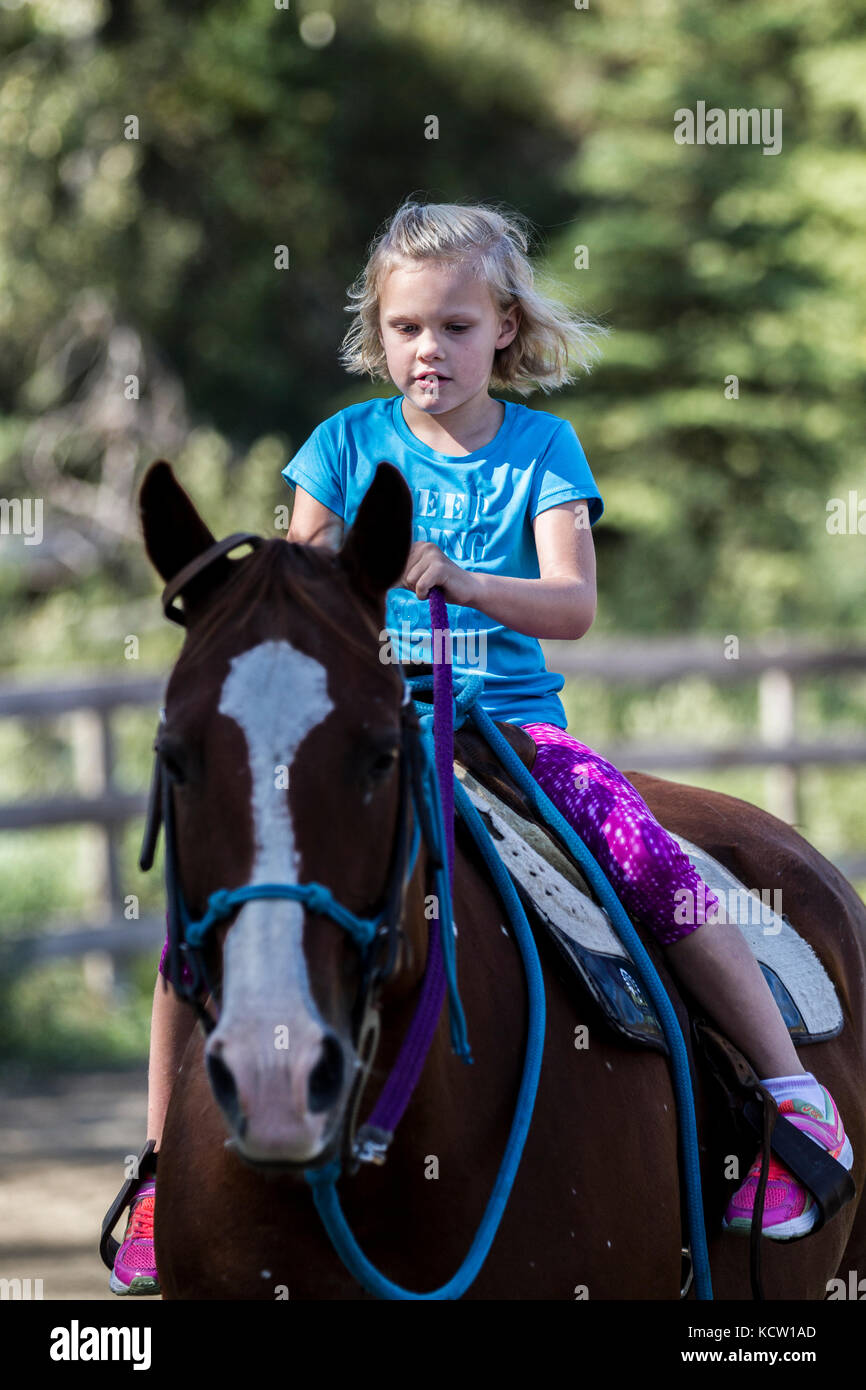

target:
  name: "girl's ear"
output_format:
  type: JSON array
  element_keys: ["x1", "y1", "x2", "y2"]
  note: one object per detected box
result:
[
  {"x1": 497, "y1": 302, "x2": 521, "y2": 349},
  {"x1": 338, "y1": 462, "x2": 413, "y2": 605}
]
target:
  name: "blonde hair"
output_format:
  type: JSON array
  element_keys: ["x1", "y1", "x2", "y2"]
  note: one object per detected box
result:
[{"x1": 339, "y1": 198, "x2": 609, "y2": 397}]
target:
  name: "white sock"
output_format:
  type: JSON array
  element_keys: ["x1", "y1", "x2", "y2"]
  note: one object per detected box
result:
[{"x1": 759, "y1": 1071, "x2": 826, "y2": 1112}]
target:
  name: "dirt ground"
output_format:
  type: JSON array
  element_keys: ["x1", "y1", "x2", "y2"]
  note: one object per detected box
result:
[{"x1": 0, "y1": 1067, "x2": 153, "y2": 1302}]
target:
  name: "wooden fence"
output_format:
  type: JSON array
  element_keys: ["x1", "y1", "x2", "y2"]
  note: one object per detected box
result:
[{"x1": 1, "y1": 637, "x2": 865, "y2": 976}]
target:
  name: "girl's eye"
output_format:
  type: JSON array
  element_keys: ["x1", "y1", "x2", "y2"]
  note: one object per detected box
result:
[{"x1": 395, "y1": 324, "x2": 469, "y2": 334}]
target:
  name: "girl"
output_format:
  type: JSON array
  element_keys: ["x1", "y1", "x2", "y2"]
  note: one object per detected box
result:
[{"x1": 111, "y1": 199, "x2": 851, "y2": 1294}]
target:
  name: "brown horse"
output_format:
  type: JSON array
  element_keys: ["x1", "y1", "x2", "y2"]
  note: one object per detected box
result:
[{"x1": 140, "y1": 458, "x2": 866, "y2": 1300}]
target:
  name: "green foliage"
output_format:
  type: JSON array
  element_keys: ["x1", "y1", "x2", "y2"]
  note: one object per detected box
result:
[
  {"x1": 1, "y1": 1, "x2": 864, "y2": 1066},
  {"x1": 0, "y1": 955, "x2": 153, "y2": 1070},
  {"x1": 1, "y1": 0, "x2": 864, "y2": 667}
]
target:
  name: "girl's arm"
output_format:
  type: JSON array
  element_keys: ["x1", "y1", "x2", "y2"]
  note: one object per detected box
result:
[
  {"x1": 288, "y1": 484, "x2": 596, "y2": 642},
  {"x1": 286, "y1": 486, "x2": 344, "y2": 549},
  {"x1": 470, "y1": 499, "x2": 596, "y2": 640},
  {"x1": 402, "y1": 500, "x2": 597, "y2": 641}
]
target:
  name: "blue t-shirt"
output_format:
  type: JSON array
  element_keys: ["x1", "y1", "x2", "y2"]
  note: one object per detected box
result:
[{"x1": 281, "y1": 394, "x2": 603, "y2": 728}]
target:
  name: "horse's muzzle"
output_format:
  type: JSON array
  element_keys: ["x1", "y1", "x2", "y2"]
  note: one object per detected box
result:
[{"x1": 204, "y1": 1019, "x2": 352, "y2": 1166}]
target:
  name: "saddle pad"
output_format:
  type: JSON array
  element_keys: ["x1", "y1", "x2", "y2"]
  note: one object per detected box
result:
[
  {"x1": 457, "y1": 768, "x2": 669, "y2": 1051},
  {"x1": 456, "y1": 768, "x2": 843, "y2": 1048},
  {"x1": 669, "y1": 834, "x2": 843, "y2": 1042}
]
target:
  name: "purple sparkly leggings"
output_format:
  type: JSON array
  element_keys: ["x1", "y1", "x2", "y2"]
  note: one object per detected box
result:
[
  {"x1": 157, "y1": 720, "x2": 719, "y2": 980},
  {"x1": 521, "y1": 722, "x2": 719, "y2": 945}
]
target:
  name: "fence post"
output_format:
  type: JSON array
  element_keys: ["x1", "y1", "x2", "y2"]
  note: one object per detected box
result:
[
  {"x1": 66, "y1": 705, "x2": 121, "y2": 916},
  {"x1": 758, "y1": 666, "x2": 800, "y2": 825},
  {"x1": 68, "y1": 706, "x2": 122, "y2": 999}
]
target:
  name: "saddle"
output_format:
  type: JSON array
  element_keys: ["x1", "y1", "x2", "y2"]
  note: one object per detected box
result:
[{"x1": 453, "y1": 715, "x2": 843, "y2": 1054}]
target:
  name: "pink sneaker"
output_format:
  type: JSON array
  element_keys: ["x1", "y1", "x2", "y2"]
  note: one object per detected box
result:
[
  {"x1": 722, "y1": 1086, "x2": 853, "y2": 1240},
  {"x1": 109, "y1": 1180, "x2": 160, "y2": 1295}
]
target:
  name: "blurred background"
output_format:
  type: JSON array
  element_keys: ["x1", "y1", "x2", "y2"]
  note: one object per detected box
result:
[{"x1": 0, "y1": 0, "x2": 864, "y2": 1297}]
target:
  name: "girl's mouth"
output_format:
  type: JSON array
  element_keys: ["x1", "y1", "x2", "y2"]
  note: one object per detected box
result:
[{"x1": 417, "y1": 373, "x2": 447, "y2": 394}]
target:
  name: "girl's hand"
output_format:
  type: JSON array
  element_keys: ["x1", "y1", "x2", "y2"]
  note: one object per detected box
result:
[{"x1": 398, "y1": 541, "x2": 477, "y2": 606}]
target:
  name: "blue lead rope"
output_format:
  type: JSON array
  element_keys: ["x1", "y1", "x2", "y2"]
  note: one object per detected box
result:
[
  {"x1": 306, "y1": 780, "x2": 546, "y2": 1299},
  {"x1": 304, "y1": 612, "x2": 713, "y2": 1300},
  {"x1": 457, "y1": 684, "x2": 713, "y2": 1301}
]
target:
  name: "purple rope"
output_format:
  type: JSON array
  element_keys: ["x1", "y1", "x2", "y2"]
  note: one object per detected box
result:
[
  {"x1": 363, "y1": 588, "x2": 453, "y2": 1137},
  {"x1": 430, "y1": 588, "x2": 455, "y2": 878}
]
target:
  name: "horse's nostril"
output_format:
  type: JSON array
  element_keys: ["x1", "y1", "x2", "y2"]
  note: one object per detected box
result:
[
  {"x1": 308, "y1": 1034, "x2": 344, "y2": 1113},
  {"x1": 207, "y1": 1050, "x2": 246, "y2": 1137}
]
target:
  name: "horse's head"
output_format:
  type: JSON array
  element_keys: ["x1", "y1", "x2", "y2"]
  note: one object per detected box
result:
[{"x1": 139, "y1": 459, "x2": 422, "y2": 1167}]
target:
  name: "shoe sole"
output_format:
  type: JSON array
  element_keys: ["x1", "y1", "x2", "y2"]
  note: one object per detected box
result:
[
  {"x1": 722, "y1": 1133, "x2": 854, "y2": 1241},
  {"x1": 109, "y1": 1269, "x2": 161, "y2": 1296}
]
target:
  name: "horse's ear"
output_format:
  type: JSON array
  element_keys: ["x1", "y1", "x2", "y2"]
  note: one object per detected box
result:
[
  {"x1": 139, "y1": 461, "x2": 216, "y2": 580},
  {"x1": 139, "y1": 460, "x2": 232, "y2": 620},
  {"x1": 338, "y1": 462, "x2": 413, "y2": 604}
]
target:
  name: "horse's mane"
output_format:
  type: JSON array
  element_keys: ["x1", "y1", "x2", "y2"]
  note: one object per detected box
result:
[{"x1": 177, "y1": 539, "x2": 388, "y2": 676}]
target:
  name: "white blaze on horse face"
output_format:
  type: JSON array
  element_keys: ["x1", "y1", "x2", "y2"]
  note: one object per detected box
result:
[
  {"x1": 206, "y1": 639, "x2": 337, "y2": 1158},
  {"x1": 217, "y1": 639, "x2": 331, "y2": 1004}
]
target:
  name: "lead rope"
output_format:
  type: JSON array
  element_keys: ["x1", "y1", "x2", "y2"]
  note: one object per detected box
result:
[
  {"x1": 304, "y1": 589, "x2": 547, "y2": 1298},
  {"x1": 457, "y1": 694, "x2": 713, "y2": 1300},
  {"x1": 429, "y1": 588, "x2": 456, "y2": 878},
  {"x1": 351, "y1": 590, "x2": 467, "y2": 1161},
  {"x1": 306, "y1": 592, "x2": 713, "y2": 1300}
]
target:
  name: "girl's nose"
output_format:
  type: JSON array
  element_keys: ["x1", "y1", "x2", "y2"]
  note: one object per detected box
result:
[{"x1": 416, "y1": 331, "x2": 443, "y2": 357}]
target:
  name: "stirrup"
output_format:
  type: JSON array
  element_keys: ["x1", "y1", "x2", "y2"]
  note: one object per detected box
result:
[
  {"x1": 741, "y1": 1099, "x2": 855, "y2": 1232},
  {"x1": 694, "y1": 1018, "x2": 855, "y2": 1225},
  {"x1": 694, "y1": 1017, "x2": 857, "y2": 1300},
  {"x1": 99, "y1": 1139, "x2": 158, "y2": 1271}
]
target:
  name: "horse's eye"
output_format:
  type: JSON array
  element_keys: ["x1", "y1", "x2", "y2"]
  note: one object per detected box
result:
[{"x1": 368, "y1": 747, "x2": 398, "y2": 780}]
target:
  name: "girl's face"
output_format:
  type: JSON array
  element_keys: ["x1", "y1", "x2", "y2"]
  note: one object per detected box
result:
[{"x1": 376, "y1": 256, "x2": 520, "y2": 413}]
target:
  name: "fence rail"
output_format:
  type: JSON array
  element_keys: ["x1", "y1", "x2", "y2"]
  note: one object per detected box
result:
[{"x1": 1, "y1": 638, "x2": 865, "y2": 975}]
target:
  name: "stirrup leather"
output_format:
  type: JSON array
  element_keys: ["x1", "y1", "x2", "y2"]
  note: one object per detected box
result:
[
  {"x1": 99, "y1": 1139, "x2": 158, "y2": 1271},
  {"x1": 740, "y1": 1097, "x2": 855, "y2": 1231}
]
